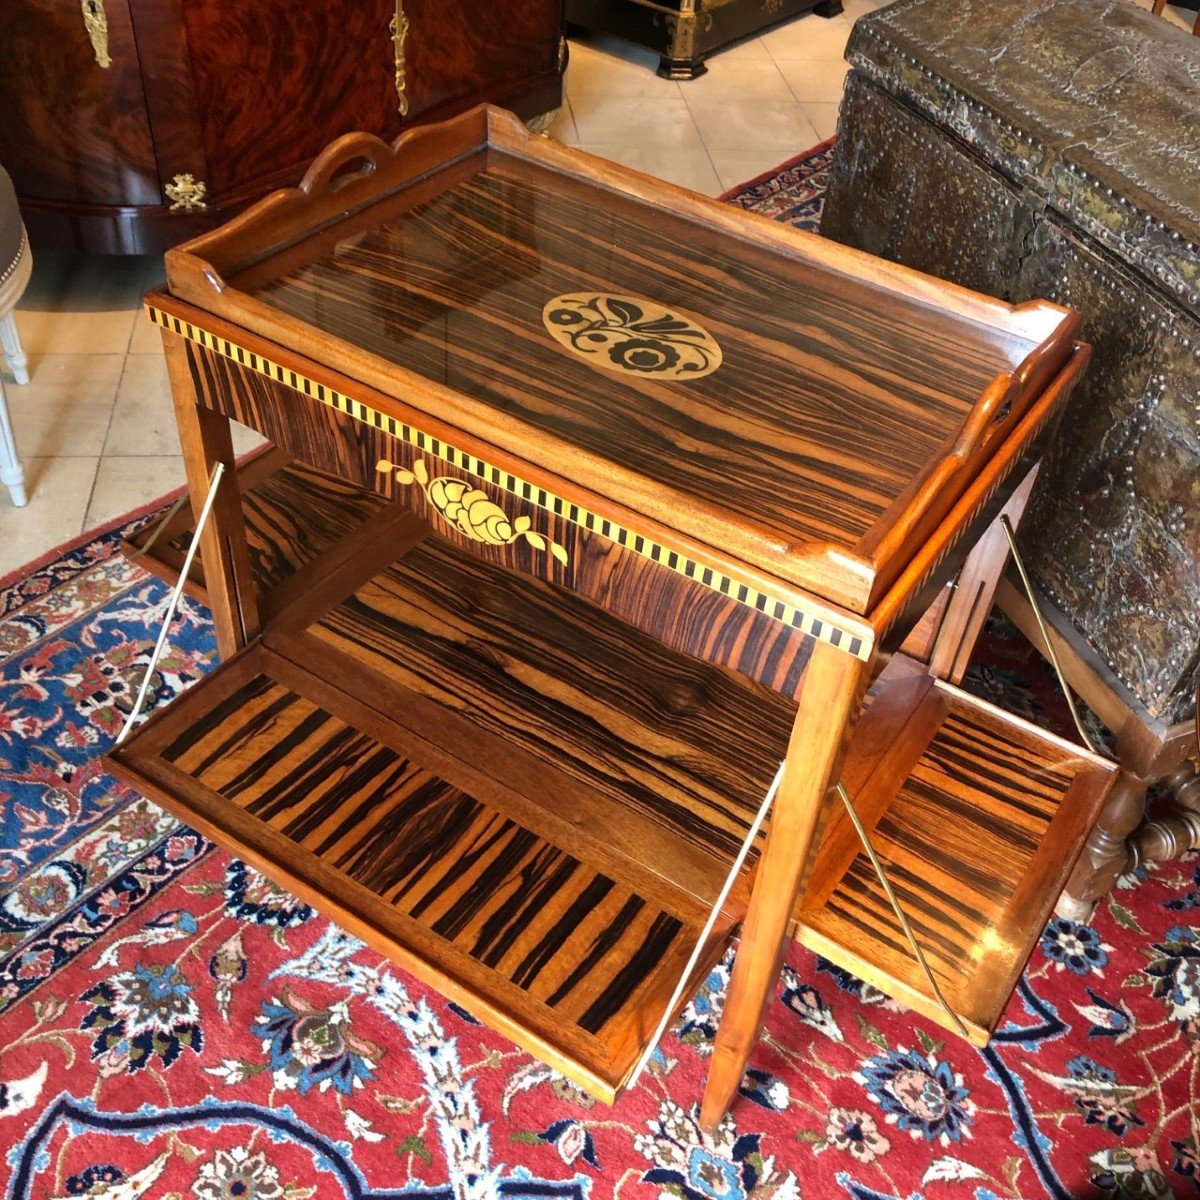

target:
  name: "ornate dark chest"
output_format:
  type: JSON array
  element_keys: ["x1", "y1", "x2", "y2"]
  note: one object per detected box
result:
[
  {"x1": 564, "y1": 0, "x2": 842, "y2": 79},
  {"x1": 821, "y1": 0, "x2": 1200, "y2": 725}
]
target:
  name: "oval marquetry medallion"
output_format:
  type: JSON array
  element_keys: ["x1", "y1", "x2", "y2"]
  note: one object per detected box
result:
[{"x1": 542, "y1": 293, "x2": 722, "y2": 381}]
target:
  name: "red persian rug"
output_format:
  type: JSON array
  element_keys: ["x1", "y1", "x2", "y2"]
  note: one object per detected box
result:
[{"x1": 1, "y1": 146, "x2": 1198, "y2": 1200}]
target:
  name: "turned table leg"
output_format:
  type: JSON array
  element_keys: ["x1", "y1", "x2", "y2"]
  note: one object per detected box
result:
[
  {"x1": 1127, "y1": 762, "x2": 1200, "y2": 868},
  {"x1": 701, "y1": 639, "x2": 870, "y2": 1131},
  {"x1": 1056, "y1": 770, "x2": 1147, "y2": 921},
  {"x1": 164, "y1": 331, "x2": 260, "y2": 660}
]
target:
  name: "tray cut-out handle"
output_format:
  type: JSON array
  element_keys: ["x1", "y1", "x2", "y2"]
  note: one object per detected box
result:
[{"x1": 299, "y1": 133, "x2": 391, "y2": 197}]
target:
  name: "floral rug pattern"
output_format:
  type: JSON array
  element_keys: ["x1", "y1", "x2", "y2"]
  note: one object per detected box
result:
[
  {"x1": 720, "y1": 140, "x2": 835, "y2": 229},
  {"x1": 1, "y1": 149, "x2": 1198, "y2": 1200}
]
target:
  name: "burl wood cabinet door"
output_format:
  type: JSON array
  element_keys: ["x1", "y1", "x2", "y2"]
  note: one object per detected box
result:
[
  {"x1": 0, "y1": 0, "x2": 160, "y2": 207},
  {"x1": 405, "y1": 0, "x2": 564, "y2": 114},
  {"x1": 179, "y1": 0, "x2": 402, "y2": 203}
]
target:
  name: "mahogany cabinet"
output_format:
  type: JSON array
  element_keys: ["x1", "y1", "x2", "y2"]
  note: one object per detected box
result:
[{"x1": 0, "y1": 0, "x2": 565, "y2": 254}]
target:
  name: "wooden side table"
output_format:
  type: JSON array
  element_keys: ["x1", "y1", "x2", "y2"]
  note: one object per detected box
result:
[
  {"x1": 997, "y1": 577, "x2": 1200, "y2": 921},
  {"x1": 107, "y1": 107, "x2": 1115, "y2": 1128}
]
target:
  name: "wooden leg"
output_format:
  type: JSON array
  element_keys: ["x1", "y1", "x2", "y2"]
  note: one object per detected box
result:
[
  {"x1": 701, "y1": 639, "x2": 869, "y2": 1131},
  {"x1": 1168, "y1": 763, "x2": 1200, "y2": 812},
  {"x1": 1127, "y1": 762, "x2": 1200, "y2": 867},
  {"x1": 928, "y1": 467, "x2": 1037, "y2": 685},
  {"x1": 1056, "y1": 770, "x2": 1146, "y2": 921},
  {"x1": 163, "y1": 331, "x2": 260, "y2": 660}
]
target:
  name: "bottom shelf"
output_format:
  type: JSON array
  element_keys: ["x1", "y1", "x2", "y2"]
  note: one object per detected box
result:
[
  {"x1": 793, "y1": 657, "x2": 1117, "y2": 1043},
  {"x1": 108, "y1": 645, "x2": 738, "y2": 1102}
]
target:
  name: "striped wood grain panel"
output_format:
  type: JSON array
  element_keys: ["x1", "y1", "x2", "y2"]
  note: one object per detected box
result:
[
  {"x1": 126, "y1": 455, "x2": 388, "y2": 597},
  {"x1": 246, "y1": 157, "x2": 1029, "y2": 555},
  {"x1": 794, "y1": 682, "x2": 1115, "y2": 1041},
  {"x1": 178, "y1": 334, "x2": 846, "y2": 681},
  {"x1": 284, "y1": 533, "x2": 796, "y2": 869},
  {"x1": 131, "y1": 656, "x2": 732, "y2": 1096}
]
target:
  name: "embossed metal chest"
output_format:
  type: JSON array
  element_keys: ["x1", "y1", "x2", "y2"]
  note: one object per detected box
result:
[{"x1": 821, "y1": 0, "x2": 1200, "y2": 723}]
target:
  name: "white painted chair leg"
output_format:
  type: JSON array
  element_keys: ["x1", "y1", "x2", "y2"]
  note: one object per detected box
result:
[
  {"x1": 0, "y1": 376, "x2": 27, "y2": 506},
  {"x1": 0, "y1": 312, "x2": 29, "y2": 386}
]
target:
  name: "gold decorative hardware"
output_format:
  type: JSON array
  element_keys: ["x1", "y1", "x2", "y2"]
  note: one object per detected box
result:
[
  {"x1": 80, "y1": 0, "x2": 112, "y2": 68},
  {"x1": 390, "y1": 0, "x2": 411, "y2": 118},
  {"x1": 376, "y1": 458, "x2": 569, "y2": 564},
  {"x1": 165, "y1": 174, "x2": 208, "y2": 212},
  {"x1": 543, "y1": 293, "x2": 723, "y2": 381}
]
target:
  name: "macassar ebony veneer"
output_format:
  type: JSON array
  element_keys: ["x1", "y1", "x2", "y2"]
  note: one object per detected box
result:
[
  {"x1": 122, "y1": 451, "x2": 387, "y2": 609},
  {"x1": 109, "y1": 106, "x2": 1115, "y2": 1128}
]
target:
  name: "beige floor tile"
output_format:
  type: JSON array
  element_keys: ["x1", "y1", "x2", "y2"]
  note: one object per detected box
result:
[
  {"x1": 707, "y1": 148, "x2": 800, "y2": 193},
  {"x1": 571, "y1": 30, "x2": 673, "y2": 70},
  {"x1": 0, "y1": 456, "x2": 99, "y2": 577},
  {"x1": 566, "y1": 39, "x2": 683, "y2": 99},
  {"x1": 688, "y1": 96, "x2": 819, "y2": 151},
  {"x1": 231, "y1": 423, "x2": 270, "y2": 457},
  {"x1": 761, "y1": 11, "x2": 852, "y2": 59},
  {"x1": 678, "y1": 60, "x2": 797, "y2": 103},
  {"x1": 571, "y1": 93, "x2": 705, "y2": 147},
  {"x1": 103, "y1": 354, "x2": 178, "y2": 457},
  {"x1": 578, "y1": 142, "x2": 723, "y2": 196},
  {"x1": 84, "y1": 455, "x2": 186, "y2": 531},
  {"x1": 544, "y1": 100, "x2": 580, "y2": 145},
  {"x1": 842, "y1": 0, "x2": 889, "y2": 20},
  {"x1": 13, "y1": 254, "x2": 154, "y2": 357},
  {"x1": 128, "y1": 309, "x2": 167, "y2": 355},
  {"x1": 802, "y1": 101, "x2": 842, "y2": 142},
  {"x1": 6, "y1": 354, "x2": 124, "y2": 459},
  {"x1": 697, "y1": 35, "x2": 776, "y2": 67},
  {"x1": 1135, "y1": 0, "x2": 1192, "y2": 29},
  {"x1": 774, "y1": 57, "x2": 850, "y2": 102},
  {"x1": 105, "y1": 353, "x2": 266, "y2": 459}
]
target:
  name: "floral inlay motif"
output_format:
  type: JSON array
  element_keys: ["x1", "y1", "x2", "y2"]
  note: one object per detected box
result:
[
  {"x1": 542, "y1": 293, "x2": 722, "y2": 380},
  {"x1": 376, "y1": 459, "x2": 569, "y2": 564}
]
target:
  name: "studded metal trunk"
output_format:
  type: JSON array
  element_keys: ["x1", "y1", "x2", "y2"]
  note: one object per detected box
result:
[{"x1": 821, "y1": 0, "x2": 1200, "y2": 723}]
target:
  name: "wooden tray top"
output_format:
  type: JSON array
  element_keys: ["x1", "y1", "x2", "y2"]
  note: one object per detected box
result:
[{"x1": 157, "y1": 105, "x2": 1082, "y2": 617}]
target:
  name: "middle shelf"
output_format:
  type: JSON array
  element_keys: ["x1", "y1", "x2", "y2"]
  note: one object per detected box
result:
[{"x1": 264, "y1": 515, "x2": 799, "y2": 910}]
